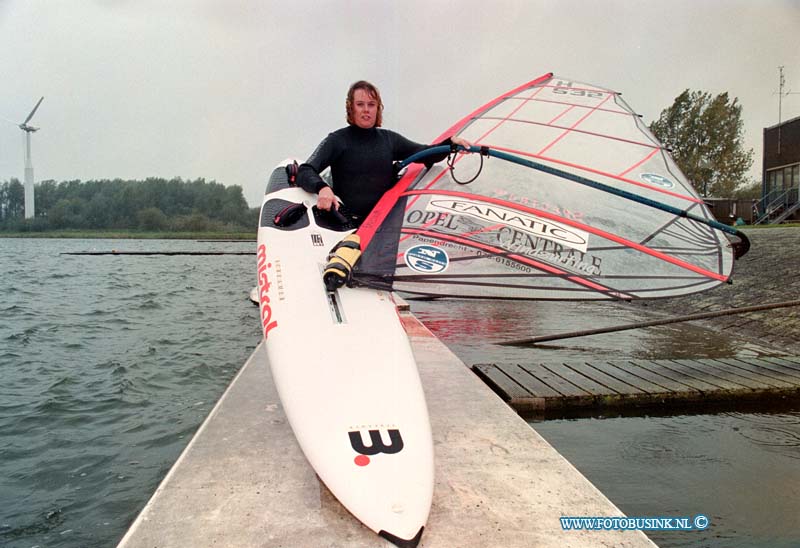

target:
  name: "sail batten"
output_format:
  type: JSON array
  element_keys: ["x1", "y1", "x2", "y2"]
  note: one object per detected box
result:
[
  {"x1": 480, "y1": 116, "x2": 662, "y2": 151},
  {"x1": 487, "y1": 144, "x2": 704, "y2": 204},
  {"x1": 351, "y1": 73, "x2": 748, "y2": 301}
]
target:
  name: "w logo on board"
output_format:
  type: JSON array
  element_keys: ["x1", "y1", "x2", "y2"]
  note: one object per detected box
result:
[{"x1": 349, "y1": 429, "x2": 404, "y2": 467}]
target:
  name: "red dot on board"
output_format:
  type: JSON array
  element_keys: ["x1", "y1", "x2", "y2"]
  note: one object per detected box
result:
[{"x1": 354, "y1": 455, "x2": 370, "y2": 467}]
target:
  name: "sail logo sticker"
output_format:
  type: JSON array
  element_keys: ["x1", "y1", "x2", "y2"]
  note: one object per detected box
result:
[
  {"x1": 428, "y1": 199, "x2": 589, "y2": 253},
  {"x1": 349, "y1": 429, "x2": 405, "y2": 467},
  {"x1": 404, "y1": 245, "x2": 449, "y2": 273},
  {"x1": 640, "y1": 173, "x2": 674, "y2": 188}
]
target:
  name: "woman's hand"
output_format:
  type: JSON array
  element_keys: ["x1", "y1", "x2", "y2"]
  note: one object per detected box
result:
[
  {"x1": 451, "y1": 135, "x2": 474, "y2": 152},
  {"x1": 317, "y1": 186, "x2": 340, "y2": 211}
]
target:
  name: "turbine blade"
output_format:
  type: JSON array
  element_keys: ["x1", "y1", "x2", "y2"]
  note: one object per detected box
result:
[{"x1": 23, "y1": 96, "x2": 44, "y2": 125}]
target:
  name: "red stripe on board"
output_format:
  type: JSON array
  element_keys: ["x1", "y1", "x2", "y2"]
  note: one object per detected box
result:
[
  {"x1": 489, "y1": 144, "x2": 704, "y2": 205},
  {"x1": 400, "y1": 189, "x2": 728, "y2": 282},
  {"x1": 537, "y1": 92, "x2": 614, "y2": 156},
  {"x1": 400, "y1": 227, "x2": 630, "y2": 298}
]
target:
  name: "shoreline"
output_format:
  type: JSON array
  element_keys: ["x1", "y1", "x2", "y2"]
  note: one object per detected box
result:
[{"x1": 0, "y1": 230, "x2": 255, "y2": 240}]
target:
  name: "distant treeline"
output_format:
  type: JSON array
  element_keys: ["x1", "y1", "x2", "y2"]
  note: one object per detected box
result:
[{"x1": 0, "y1": 177, "x2": 259, "y2": 232}]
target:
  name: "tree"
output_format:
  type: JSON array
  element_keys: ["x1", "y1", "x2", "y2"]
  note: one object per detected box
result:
[
  {"x1": 650, "y1": 90, "x2": 753, "y2": 197},
  {"x1": 1, "y1": 176, "x2": 256, "y2": 232},
  {"x1": 48, "y1": 198, "x2": 87, "y2": 228},
  {"x1": 137, "y1": 207, "x2": 168, "y2": 231},
  {"x1": 2, "y1": 179, "x2": 26, "y2": 220},
  {"x1": 733, "y1": 179, "x2": 761, "y2": 200},
  {"x1": 220, "y1": 186, "x2": 250, "y2": 224},
  {"x1": 86, "y1": 193, "x2": 114, "y2": 228},
  {"x1": 35, "y1": 180, "x2": 59, "y2": 215}
]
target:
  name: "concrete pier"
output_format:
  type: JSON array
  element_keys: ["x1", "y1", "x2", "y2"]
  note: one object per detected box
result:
[{"x1": 118, "y1": 311, "x2": 656, "y2": 547}]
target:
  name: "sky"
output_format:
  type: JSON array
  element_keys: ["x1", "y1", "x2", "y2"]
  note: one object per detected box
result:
[{"x1": 1, "y1": 0, "x2": 798, "y2": 208}]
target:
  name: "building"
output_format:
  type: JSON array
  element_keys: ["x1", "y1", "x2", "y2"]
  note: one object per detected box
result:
[{"x1": 760, "y1": 115, "x2": 800, "y2": 223}]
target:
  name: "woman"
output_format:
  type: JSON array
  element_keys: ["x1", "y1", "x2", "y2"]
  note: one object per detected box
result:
[{"x1": 297, "y1": 80, "x2": 471, "y2": 225}]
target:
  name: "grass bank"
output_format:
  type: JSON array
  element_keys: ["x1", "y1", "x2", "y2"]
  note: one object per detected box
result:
[
  {"x1": 2, "y1": 224, "x2": 796, "y2": 239},
  {"x1": 740, "y1": 222, "x2": 800, "y2": 229}
]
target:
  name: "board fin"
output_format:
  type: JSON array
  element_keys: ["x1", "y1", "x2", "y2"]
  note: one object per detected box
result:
[{"x1": 379, "y1": 526, "x2": 424, "y2": 548}]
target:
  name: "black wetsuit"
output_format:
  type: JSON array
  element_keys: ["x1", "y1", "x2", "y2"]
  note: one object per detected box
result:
[{"x1": 297, "y1": 125, "x2": 450, "y2": 220}]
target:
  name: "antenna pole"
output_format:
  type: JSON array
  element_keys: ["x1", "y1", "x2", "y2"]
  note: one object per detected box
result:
[
  {"x1": 778, "y1": 66, "x2": 785, "y2": 153},
  {"x1": 776, "y1": 66, "x2": 800, "y2": 155}
]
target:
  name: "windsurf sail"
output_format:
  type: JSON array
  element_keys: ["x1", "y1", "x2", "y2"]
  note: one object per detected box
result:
[{"x1": 351, "y1": 73, "x2": 750, "y2": 301}]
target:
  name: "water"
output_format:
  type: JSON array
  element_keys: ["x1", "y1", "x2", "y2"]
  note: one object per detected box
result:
[
  {"x1": 2, "y1": 240, "x2": 798, "y2": 547},
  {"x1": 410, "y1": 299, "x2": 775, "y2": 363},
  {"x1": 0, "y1": 239, "x2": 261, "y2": 548},
  {"x1": 533, "y1": 412, "x2": 800, "y2": 547},
  {"x1": 411, "y1": 298, "x2": 800, "y2": 548}
]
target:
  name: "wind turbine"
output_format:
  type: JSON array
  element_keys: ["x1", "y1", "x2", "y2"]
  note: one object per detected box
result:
[{"x1": 18, "y1": 96, "x2": 44, "y2": 219}]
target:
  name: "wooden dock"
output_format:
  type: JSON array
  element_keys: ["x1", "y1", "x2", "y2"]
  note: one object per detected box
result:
[{"x1": 473, "y1": 356, "x2": 800, "y2": 414}]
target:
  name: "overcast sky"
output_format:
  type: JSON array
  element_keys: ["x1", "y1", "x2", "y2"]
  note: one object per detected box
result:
[{"x1": 1, "y1": 0, "x2": 798, "y2": 207}]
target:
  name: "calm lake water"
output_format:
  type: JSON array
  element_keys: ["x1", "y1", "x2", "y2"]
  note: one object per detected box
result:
[{"x1": 1, "y1": 239, "x2": 798, "y2": 547}]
